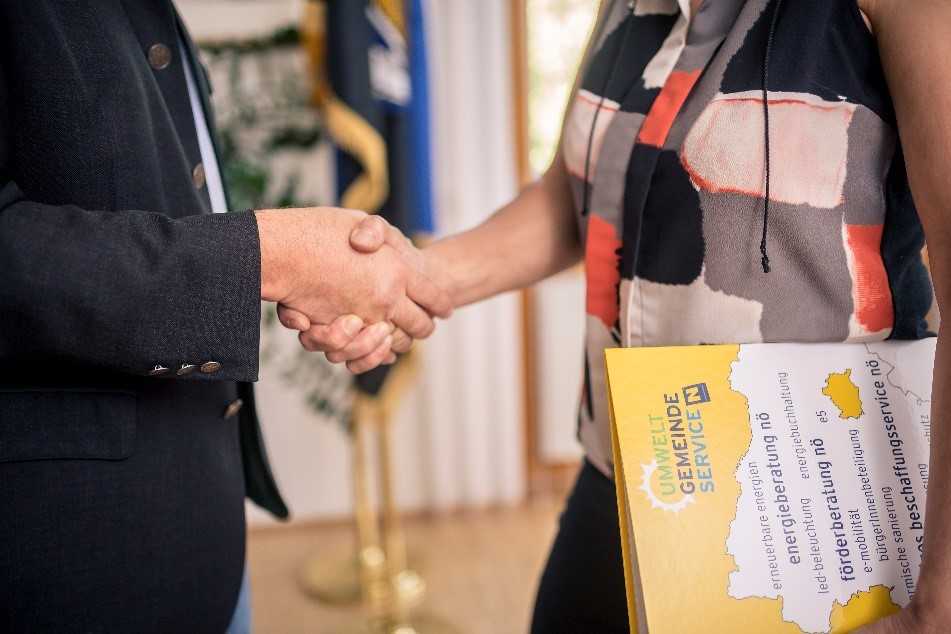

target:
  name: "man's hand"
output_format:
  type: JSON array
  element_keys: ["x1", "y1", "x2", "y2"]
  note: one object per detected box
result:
[
  {"x1": 275, "y1": 214, "x2": 456, "y2": 373},
  {"x1": 255, "y1": 208, "x2": 452, "y2": 372}
]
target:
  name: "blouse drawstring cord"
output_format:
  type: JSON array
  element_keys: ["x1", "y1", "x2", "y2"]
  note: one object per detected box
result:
[{"x1": 760, "y1": 0, "x2": 784, "y2": 274}]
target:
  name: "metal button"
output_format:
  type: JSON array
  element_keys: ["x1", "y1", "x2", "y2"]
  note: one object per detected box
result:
[
  {"x1": 200, "y1": 361, "x2": 222, "y2": 374},
  {"x1": 147, "y1": 43, "x2": 171, "y2": 70},
  {"x1": 176, "y1": 363, "x2": 197, "y2": 376},
  {"x1": 148, "y1": 365, "x2": 169, "y2": 377},
  {"x1": 223, "y1": 398, "x2": 244, "y2": 419},
  {"x1": 192, "y1": 162, "x2": 205, "y2": 189}
]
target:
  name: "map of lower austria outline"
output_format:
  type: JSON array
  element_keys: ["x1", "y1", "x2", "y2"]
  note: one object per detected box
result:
[{"x1": 726, "y1": 342, "x2": 932, "y2": 633}]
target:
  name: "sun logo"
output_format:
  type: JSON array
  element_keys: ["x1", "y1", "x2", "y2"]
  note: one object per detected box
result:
[{"x1": 639, "y1": 460, "x2": 695, "y2": 513}]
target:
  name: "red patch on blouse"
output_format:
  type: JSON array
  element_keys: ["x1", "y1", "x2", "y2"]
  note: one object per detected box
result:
[
  {"x1": 636, "y1": 69, "x2": 701, "y2": 148},
  {"x1": 585, "y1": 215, "x2": 622, "y2": 329},
  {"x1": 845, "y1": 223, "x2": 894, "y2": 334}
]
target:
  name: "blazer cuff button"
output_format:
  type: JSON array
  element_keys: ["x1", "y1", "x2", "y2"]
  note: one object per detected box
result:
[
  {"x1": 176, "y1": 363, "x2": 197, "y2": 376},
  {"x1": 200, "y1": 361, "x2": 222, "y2": 374}
]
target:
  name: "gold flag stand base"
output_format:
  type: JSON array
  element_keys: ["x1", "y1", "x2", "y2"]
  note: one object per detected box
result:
[
  {"x1": 347, "y1": 566, "x2": 459, "y2": 634},
  {"x1": 357, "y1": 613, "x2": 461, "y2": 634},
  {"x1": 298, "y1": 351, "x2": 460, "y2": 633},
  {"x1": 297, "y1": 552, "x2": 426, "y2": 606},
  {"x1": 298, "y1": 554, "x2": 362, "y2": 605},
  {"x1": 300, "y1": 555, "x2": 458, "y2": 634}
]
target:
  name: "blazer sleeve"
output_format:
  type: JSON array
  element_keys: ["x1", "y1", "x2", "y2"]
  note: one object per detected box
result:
[{"x1": 0, "y1": 74, "x2": 261, "y2": 383}]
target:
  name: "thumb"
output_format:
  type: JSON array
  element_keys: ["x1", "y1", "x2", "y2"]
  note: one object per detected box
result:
[{"x1": 349, "y1": 215, "x2": 387, "y2": 253}]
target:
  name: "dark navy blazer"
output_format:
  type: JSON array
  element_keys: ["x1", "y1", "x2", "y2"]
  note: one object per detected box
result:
[{"x1": 0, "y1": 1, "x2": 288, "y2": 631}]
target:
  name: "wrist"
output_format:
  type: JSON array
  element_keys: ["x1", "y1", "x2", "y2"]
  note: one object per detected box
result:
[
  {"x1": 425, "y1": 237, "x2": 483, "y2": 308},
  {"x1": 254, "y1": 209, "x2": 292, "y2": 302}
]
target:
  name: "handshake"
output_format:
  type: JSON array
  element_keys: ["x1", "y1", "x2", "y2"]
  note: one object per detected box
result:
[{"x1": 255, "y1": 207, "x2": 455, "y2": 374}]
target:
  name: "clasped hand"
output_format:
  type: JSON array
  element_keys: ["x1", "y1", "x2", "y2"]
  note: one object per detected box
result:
[{"x1": 256, "y1": 207, "x2": 452, "y2": 373}]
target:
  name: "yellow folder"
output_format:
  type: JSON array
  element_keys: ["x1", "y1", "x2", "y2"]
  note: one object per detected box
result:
[{"x1": 605, "y1": 341, "x2": 934, "y2": 634}]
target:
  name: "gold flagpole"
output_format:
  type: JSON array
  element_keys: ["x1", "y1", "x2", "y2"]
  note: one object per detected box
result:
[
  {"x1": 358, "y1": 353, "x2": 456, "y2": 634},
  {"x1": 353, "y1": 396, "x2": 390, "y2": 621},
  {"x1": 299, "y1": 351, "x2": 457, "y2": 633},
  {"x1": 297, "y1": 396, "x2": 380, "y2": 607}
]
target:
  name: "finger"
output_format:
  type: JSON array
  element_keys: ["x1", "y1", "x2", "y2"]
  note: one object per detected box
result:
[
  {"x1": 349, "y1": 215, "x2": 388, "y2": 253},
  {"x1": 277, "y1": 305, "x2": 311, "y2": 331},
  {"x1": 298, "y1": 314, "x2": 363, "y2": 352},
  {"x1": 380, "y1": 220, "x2": 416, "y2": 256},
  {"x1": 372, "y1": 219, "x2": 428, "y2": 270},
  {"x1": 390, "y1": 327, "x2": 413, "y2": 354},
  {"x1": 390, "y1": 297, "x2": 436, "y2": 340},
  {"x1": 384, "y1": 353, "x2": 397, "y2": 365},
  {"x1": 325, "y1": 321, "x2": 393, "y2": 364},
  {"x1": 346, "y1": 336, "x2": 393, "y2": 374}
]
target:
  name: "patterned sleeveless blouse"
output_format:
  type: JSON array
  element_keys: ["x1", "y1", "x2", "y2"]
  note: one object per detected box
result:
[{"x1": 565, "y1": 0, "x2": 938, "y2": 476}]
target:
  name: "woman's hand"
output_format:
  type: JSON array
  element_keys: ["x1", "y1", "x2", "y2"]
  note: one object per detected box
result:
[{"x1": 855, "y1": 599, "x2": 948, "y2": 634}]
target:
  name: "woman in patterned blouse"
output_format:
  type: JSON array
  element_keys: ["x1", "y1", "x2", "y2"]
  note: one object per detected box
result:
[{"x1": 301, "y1": 0, "x2": 950, "y2": 631}]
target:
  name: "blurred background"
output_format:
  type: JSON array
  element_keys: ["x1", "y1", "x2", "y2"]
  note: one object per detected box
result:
[{"x1": 176, "y1": 1, "x2": 596, "y2": 631}]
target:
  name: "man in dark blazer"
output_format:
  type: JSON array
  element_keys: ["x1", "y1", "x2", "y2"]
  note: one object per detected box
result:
[{"x1": 0, "y1": 2, "x2": 450, "y2": 631}]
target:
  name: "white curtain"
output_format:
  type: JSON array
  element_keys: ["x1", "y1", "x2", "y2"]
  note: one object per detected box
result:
[
  {"x1": 414, "y1": 0, "x2": 525, "y2": 509},
  {"x1": 246, "y1": 0, "x2": 525, "y2": 525}
]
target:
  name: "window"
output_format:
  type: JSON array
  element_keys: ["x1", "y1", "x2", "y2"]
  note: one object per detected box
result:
[{"x1": 526, "y1": 0, "x2": 598, "y2": 175}]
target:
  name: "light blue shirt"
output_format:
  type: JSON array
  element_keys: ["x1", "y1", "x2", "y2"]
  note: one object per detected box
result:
[{"x1": 180, "y1": 40, "x2": 228, "y2": 214}]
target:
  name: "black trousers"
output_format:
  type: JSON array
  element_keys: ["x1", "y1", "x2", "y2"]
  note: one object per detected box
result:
[{"x1": 530, "y1": 460, "x2": 630, "y2": 633}]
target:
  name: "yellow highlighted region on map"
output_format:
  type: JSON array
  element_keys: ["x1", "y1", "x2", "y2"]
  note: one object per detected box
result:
[
  {"x1": 829, "y1": 585, "x2": 900, "y2": 633},
  {"x1": 822, "y1": 369, "x2": 863, "y2": 419}
]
